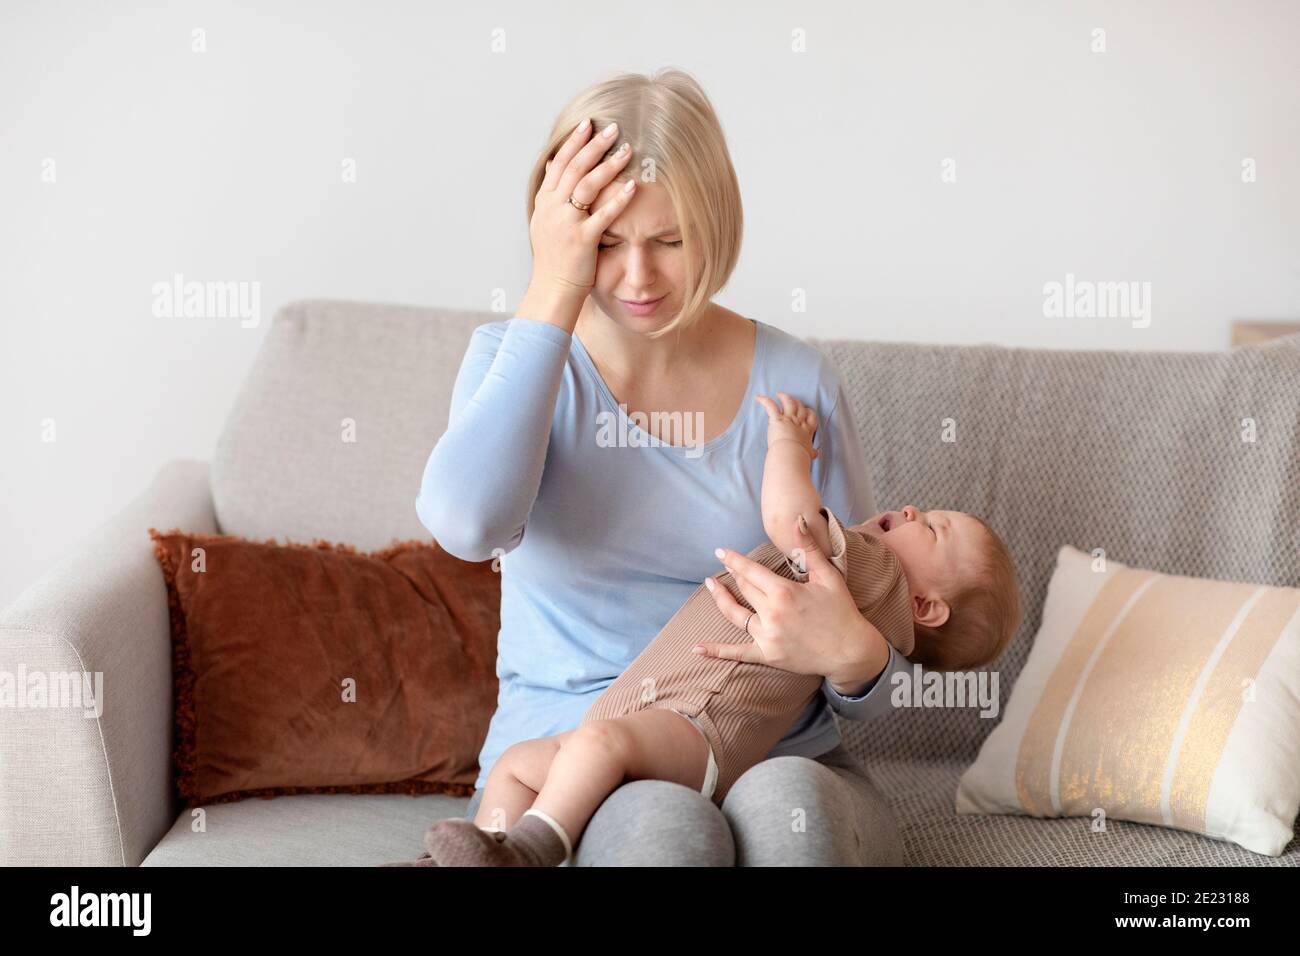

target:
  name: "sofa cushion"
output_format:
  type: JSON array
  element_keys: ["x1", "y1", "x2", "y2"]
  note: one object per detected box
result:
[
  {"x1": 955, "y1": 545, "x2": 1300, "y2": 857},
  {"x1": 140, "y1": 792, "x2": 470, "y2": 866},
  {"x1": 148, "y1": 527, "x2": 499, "y2": 806}
]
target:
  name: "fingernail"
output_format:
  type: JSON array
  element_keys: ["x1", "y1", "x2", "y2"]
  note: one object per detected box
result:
[
  {"x1": 691, "y1": 645, "x2": 704, "y2": 654},
  {"x1": 576, "y1": 118, "x2": 590, "y2": 133},
  {"x1": 602, "y1": 122, "x2": 618, "y2": 138},
  {"x1": 797, "y1": 514, "x2": 808, "y2": 533},
  {"x1": 714, "y1": 547, "x2": 725, "y2": 560},
  {"x1": 704, "y1": 577, "x2": 715, "y2": 591}
]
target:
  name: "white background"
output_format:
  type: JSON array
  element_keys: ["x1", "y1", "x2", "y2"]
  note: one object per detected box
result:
[{"x1": 2, "y1": 0, "x2": 1297, "y2": 608}]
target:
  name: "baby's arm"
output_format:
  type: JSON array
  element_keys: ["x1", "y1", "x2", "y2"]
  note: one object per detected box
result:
[{"x1": 755, "y1": 393, "x2": 834, "y2": 561}]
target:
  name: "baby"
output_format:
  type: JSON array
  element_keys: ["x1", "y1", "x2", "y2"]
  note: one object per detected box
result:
[{"x1": 397, "y1": 391, "x2": 1020, "y2": 867}]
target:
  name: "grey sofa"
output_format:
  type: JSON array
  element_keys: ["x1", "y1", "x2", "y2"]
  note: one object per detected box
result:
[{"x1": 3, "y1": 298, "x2": 1297, "y2": 866}]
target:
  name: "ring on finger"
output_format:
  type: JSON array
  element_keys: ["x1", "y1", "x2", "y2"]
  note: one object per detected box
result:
[{"x1": 567, "y1": 194, "x2": 592, "y2": 211}]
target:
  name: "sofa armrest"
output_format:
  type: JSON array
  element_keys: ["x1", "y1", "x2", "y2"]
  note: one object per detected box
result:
[{"x1": 0, "y1": 459, "x2": 216, "y2": 865}]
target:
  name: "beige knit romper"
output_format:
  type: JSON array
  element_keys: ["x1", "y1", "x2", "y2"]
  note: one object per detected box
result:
[{"x1": 580, "y1": 505, "x2": 915, "y2": 805}]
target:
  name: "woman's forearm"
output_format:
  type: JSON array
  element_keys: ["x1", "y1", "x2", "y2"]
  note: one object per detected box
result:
[
  {"x1": 825, "y1": 616, "x2": 893, "y2": 696},
  {"x1": 415, "y1": 309, "x2": 574, "y2": 561},
  {"x1": 516, "y1": 281, "x2": 588, "y2": 334}
]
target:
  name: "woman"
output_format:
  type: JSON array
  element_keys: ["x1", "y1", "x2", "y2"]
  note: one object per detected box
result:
[{"x1": 416, "y1": 68, "x2": 909, "y2": 865}]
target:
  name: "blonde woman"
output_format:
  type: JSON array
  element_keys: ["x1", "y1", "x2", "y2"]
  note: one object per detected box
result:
[{"x1": 414, "y1": 68, "x2": 909, "y2": 865}]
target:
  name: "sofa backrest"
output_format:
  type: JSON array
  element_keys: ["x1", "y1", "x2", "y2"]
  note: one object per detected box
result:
[
  {"x1": 814, "y1": 332, "x2": 1300, "y2": 762},
  {"x1": 214, "y1": 300, "x2": 1300, "y2": 763},
  {"x1": 212, "y1": 299, "x2": 486, "y2": 550}
]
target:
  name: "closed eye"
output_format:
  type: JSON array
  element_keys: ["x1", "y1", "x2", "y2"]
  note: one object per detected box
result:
[{"x1": 598, "y1": 239, "x2": 683, "y2": 249}]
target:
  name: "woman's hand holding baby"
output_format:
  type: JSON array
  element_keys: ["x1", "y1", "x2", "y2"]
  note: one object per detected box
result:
[{"x1": 698, "y1": 515, "x2": 891, "y2": 695}]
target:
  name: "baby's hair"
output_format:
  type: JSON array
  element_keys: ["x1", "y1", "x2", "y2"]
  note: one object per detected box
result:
[{"x1": 909, "y1": 517, "x2": 1020, "y2": 672}]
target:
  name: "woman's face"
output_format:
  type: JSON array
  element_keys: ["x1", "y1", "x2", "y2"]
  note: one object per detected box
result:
[{"x1": 584, "y1": 179, "x2": 689, "y2": 333}]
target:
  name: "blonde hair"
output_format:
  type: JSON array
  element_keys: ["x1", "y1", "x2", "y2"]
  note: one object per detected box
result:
[
  {"x1": 525, "y1": 68, "x2": 743, "y2": 340},
  {"x1": 910, "y1": 517, "x2": 1022, "y2": 672}
]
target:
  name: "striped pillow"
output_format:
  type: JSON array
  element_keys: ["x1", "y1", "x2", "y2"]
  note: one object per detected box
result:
[{"x1": 956, "y1": 545, "x2": 1300, "y2": 856}]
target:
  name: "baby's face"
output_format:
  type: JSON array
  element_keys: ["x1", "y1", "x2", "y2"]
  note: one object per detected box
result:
[{"x1": 857, "y1": 506, "x2": 987, "y2": 601}]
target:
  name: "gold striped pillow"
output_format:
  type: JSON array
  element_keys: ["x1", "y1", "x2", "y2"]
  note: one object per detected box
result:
[{"x1": 956, "y1": 545, "x2": 1300, "y2": 856}]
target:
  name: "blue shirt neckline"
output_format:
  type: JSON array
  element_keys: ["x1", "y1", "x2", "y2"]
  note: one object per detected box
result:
[{"x1": 569, "y1": 318, "x2": 767, "y2": 455}]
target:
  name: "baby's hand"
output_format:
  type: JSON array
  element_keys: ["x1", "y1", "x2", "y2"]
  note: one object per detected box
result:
[{"x1": 754, "y1": 392, "x2": 818, "y2": 461}]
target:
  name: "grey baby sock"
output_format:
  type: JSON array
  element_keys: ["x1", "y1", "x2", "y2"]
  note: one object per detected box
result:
[{"x1": 424, "y1": 809, "x2": 573, "y2": 867}]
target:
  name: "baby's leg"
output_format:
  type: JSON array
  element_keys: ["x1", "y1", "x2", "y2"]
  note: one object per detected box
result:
[
  {"x1": 425, "y1": 711, "x2": 708, "y2": 868},
  {"x1": 531, "y1": 708, "x2": 710, "y2": 847},
  {"x1": 473, "y1": 734, "x2": 565, "y2": 831}
]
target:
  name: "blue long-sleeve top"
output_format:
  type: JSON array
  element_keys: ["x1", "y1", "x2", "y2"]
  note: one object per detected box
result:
[{"x1": 416, "y1": 315, "x2": 911, "y2": 791}]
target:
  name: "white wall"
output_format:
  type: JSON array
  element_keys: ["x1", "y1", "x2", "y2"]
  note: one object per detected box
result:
[{"x1": 2, "y1": 0, "x2": 1297, "y2": 608}]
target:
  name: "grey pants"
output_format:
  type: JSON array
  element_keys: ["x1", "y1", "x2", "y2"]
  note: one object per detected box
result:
[{"x1": 463, "y1": 741, "x2": 905, "y2": 866}]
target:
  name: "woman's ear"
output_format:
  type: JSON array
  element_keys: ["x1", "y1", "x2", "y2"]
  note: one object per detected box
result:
[{"x1": 912, "y1": 592, "x2": 951, "y2": 629}]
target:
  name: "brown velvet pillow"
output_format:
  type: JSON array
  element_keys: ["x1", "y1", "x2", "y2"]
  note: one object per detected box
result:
[{"x1": 147, "y1": 528, "x2": 500, "y2": 808}]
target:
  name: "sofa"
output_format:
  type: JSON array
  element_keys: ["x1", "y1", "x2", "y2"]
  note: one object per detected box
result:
[{"x1": 2, "y1": 298, "x2": 1297, "y2": 866}]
